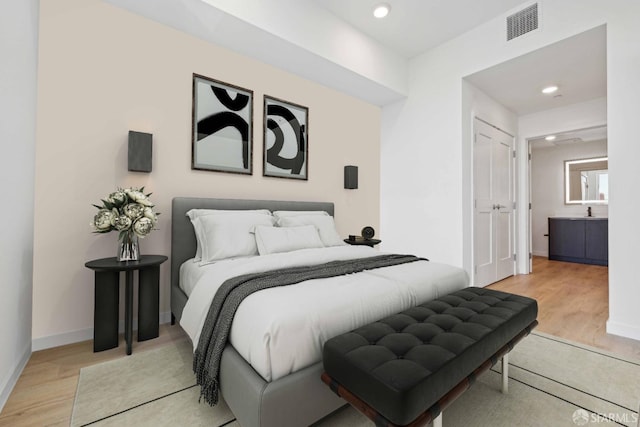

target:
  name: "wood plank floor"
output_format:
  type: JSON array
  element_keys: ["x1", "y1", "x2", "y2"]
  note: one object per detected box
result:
[
  {"x1": 489, "y1": 256, "x2": 640, "y2": 360},
  {"x1": 2, "y1": 257, "x2": 640, "y2": 426},
  {"x1": 0, "y1": 324, "x2": 188, "y2": 427}
]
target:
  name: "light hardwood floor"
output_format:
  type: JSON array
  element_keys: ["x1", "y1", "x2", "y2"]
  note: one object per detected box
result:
[
  {"x1": 489, "y1": 256, "x2": 640, "y2": 360},
  {"x1": 0, "y1": 324, "x2": 188, "y2": 427},
  {"x1": 2, "y1": 257, "x2": 640, "y2": 426}
]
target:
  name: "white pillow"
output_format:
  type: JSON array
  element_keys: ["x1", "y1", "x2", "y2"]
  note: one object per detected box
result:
[
  {"x1": 254, "y1": 225, "x2": 324, "y2": 255},
  {"x1": 272, "y1": 210, "x2": 329, "y2": 221},
  {"x1": 277, "y1": 215, "x2": 345, "y2": 247},
  {"x1": 187, "y1": 209, "x2": 272, "y2": 261},
  {"x1": 197, "y1": 213, "x2": 275, "y2": 264}
]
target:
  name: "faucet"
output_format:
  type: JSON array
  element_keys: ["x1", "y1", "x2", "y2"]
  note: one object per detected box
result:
[{"x1": 587, "y1": 206, "x2": 592, "y2": 217}]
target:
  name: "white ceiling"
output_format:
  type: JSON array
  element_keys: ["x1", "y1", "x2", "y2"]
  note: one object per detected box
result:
[
  {"x1": 311, "y1": 1, "x2": 607, "y2": 115},
  {"x1": 312, "y1": 0, "x2": 530, "y2": 58},
  {"x1": 530, "y1": 125, "x2": 608, "y2": 149},
  {"x1": 103, "y1": 0, "x2": 607, "y2": 112},
  {"x1": 465, "y1": 25, "x2": 607, "y2": 115}
]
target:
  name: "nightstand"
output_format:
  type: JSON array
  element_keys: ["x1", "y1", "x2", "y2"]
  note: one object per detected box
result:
[
  {"x1": 344, "y1": 237, "x2": 381, "y2": 248},
  {"x1": 85, "y1": 255, "x2": 167, "y2": 355}
]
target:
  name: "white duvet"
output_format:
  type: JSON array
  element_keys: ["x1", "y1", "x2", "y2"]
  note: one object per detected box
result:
[{"x1": 180, "y1": 246, "x2": 469, "y2": 382}]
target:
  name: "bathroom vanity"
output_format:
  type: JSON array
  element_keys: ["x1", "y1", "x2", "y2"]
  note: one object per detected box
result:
[{"x1": 548, "y1": 217, "x2": 608, "y2": 266}]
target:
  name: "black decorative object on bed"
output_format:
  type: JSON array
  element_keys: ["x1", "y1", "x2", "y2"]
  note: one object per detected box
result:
[
  {"x1": 192, "y1": 74, "x2": 253, "y2": 175},
  {"x1": 193, "y1": 254, "x2": 425, "y2": 406},
  {"x1": 263, "y1": 95, "x2": 308, "y2": 180}
]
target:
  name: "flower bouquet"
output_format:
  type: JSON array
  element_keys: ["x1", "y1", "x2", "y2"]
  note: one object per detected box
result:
[{"x1": 91, "y1": 187, "x2": 159, "y2": 261}]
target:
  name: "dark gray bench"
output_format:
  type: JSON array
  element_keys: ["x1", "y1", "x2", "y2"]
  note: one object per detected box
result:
[{"x1": 322, "y1": 287, "x2": 538, "y2": 427}]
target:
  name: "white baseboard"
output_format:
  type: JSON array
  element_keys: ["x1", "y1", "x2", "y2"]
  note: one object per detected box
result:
[
  {"x1": 0, "y1": 343, "x2": 31, "y2": 412},
  {"x1": 32, "y1": 311, "x2": 173, "y2": 352},
  {"x1": 32, "y1": 328, "x2": 93, "y2": 352},
  {"x1": 532, "y1": 250, "x2": 548, "y2": 257},
  {"x1": 606, "y1": 319, "x2": 640, "y2": 341}
]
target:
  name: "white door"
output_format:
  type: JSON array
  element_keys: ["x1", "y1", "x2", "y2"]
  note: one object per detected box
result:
[{"x1": 474, "y1": 118, "x2": 515, "y2": 287}]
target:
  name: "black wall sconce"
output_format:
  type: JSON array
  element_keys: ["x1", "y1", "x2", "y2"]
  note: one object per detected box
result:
[
  {"x1": 128, "y1": 130, "x2": 153, "y2": 173},
  {"x1": 344, "y1": 165, "x2": 358, "y2": 189}
]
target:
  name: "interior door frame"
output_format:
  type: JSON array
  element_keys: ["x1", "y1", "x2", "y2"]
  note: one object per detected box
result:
[
  {"x1": 524, "y1": 124, "x2": 608, "y2": 273},
  {"x1": 528, "y1": 139, "x2": 533, "y2": 273}
]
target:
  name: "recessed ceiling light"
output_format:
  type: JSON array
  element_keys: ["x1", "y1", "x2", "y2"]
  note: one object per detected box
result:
[
  {"x1": 545, "y1": 135, "x2": 556, "y2": 141},
  {"x1": 373, "y1": 3, "x2": 391, "y2": 18},
  {"x1": 542, "y1": 85, "x2": 559, "y2": 94}
]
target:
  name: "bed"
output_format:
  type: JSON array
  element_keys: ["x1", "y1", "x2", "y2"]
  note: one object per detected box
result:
[{"x1": 170, "y1": 197, "x2": 469, "y2": 427}]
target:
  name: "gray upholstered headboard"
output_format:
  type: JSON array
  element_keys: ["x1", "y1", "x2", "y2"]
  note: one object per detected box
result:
[{"x1": 170, "y1": 197, "x2": 334, "y2": 322}]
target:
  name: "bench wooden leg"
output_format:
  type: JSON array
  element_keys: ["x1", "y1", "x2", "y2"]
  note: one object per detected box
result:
[
  {"x1": 501, "y1": 353, "x2": 509, "y2": 394},
  {"x1": 433, "y1": 413, "x2": 442, "y2": 427}
]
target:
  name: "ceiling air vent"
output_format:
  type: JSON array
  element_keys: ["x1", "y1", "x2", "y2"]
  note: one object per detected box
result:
[{"x1": 507, "y1": 3, "x2": 538, "y2": 41}]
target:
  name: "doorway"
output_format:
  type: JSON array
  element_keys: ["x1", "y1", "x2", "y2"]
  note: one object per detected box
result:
[
  {"x1": 527, "y1": 125, "x2": 608, "y2": 270},
  {"x1": 463, "y1": 25, "x2": 606, "y2": 280}
]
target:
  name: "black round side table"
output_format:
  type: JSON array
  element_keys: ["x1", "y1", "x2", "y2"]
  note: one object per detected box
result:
[{"x1": 85, "y1": 255, "x2": 167, "y2": 355}]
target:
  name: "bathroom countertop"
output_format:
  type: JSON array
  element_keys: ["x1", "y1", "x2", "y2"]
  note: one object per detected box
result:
[{"x1": 550, "y1": 216, "x2": 608, "y2": 220}]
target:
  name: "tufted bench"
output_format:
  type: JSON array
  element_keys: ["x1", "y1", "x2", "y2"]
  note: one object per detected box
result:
[{"x1": 321, "y1": 287, "x2": 538, "y2": 427}]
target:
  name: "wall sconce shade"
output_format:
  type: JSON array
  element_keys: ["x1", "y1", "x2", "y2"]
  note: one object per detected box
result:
[
  {"x1": 128, "y1": 131, "x2": 153, "y2": 173},
  {"x1": 344, "y1": 165, "x2": 358, "y2": 189}
]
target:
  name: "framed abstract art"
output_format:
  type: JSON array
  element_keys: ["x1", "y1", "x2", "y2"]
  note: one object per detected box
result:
[
  {"x1": 192, "y1": 74, "x2": 253, "y2": 174},
  {"x1": 263, "y1": 95, "x2": 308, "y2": 180}
]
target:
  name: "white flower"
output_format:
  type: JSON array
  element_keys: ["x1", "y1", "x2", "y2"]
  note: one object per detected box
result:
[
  {"x1": 107, "y1": 190, "x2": 127, "y2": 207},
  {"x1": 143, "y1": 207, "x2": 157, "y2": 225},
  {"x1": 113, "y1": 215, "x2": 132, "y2": 231},
  {"x1": 125, "y1": 189, "x2": 153, "y2": 207},
  {"x1": 92, "y1": 209, "x2": 115, "y2": 231},
  {"x1": 137, "y1": 197, "x2": 154, "y2": 207},
  {"x1": 91, "y1": 187, "x2": 159, "y2": 237},
  {"x1": 133, "y1": 217, "x2": 154, "y2": 237},
  {"x1": 123, "y1": 203, "x2": 144, "y2": 219}
]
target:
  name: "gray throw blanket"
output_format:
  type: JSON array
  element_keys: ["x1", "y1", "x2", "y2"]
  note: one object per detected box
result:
[{"x1": 193, "y1": 254, "x2": 426, "y2": 406}]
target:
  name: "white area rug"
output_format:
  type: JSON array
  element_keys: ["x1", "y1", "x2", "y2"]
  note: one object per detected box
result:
[{"x1": 71, "y1": 332, "x2": 640, "y2": 426}]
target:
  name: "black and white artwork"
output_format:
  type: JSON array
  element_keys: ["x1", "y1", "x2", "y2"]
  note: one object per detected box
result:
[
  {"x1": 192, "y1": 74, "x2": 253, "y2": 174},
  {"x1": 263, "y1": 96, "x2": 308, "y2": 180}
]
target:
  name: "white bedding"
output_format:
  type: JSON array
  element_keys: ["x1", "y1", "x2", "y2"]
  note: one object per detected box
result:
[{"x1": 180, "y1": 246, "x2": 469, "y2": 382}]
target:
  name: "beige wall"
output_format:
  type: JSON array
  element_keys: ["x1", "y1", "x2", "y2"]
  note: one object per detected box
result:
[{"x1": 33, "y1": 0, "x2": 380, "y2": 346}]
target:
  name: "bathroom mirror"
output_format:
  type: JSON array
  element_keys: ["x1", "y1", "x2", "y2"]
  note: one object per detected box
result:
[{"x1": 565, "y1": 157, "x2": 608, "y2": 204}]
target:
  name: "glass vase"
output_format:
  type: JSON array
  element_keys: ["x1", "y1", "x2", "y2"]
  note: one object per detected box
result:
[{"x1": 117, "y1": 231, "x2": 139, "y2": 261}]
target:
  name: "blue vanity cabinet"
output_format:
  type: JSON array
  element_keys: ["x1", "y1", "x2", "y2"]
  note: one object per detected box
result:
[
  {"x1": 585, "y1": 219, "x2": 608, "y2": 263},
  {"x1": 548, "y1": 217, "x2": 608, "y2": 266}
]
